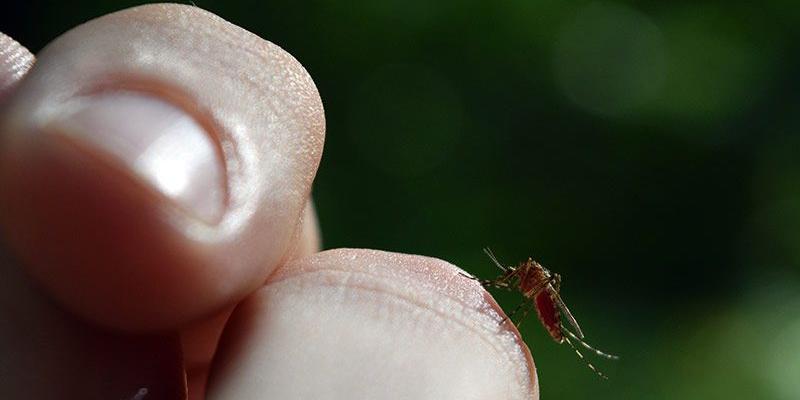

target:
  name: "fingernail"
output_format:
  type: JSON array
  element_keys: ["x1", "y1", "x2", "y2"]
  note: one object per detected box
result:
[{"x1": 49, "y1": 92, "x2": 225, "y2": 222}]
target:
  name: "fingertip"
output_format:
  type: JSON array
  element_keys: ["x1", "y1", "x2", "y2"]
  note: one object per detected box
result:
[
  {"x1": 0, "y1": 4, "x2": 325, "y2": 331},
  {"x1": 206, "y1": 249, "x2": 538, "y2": 399},
  {"x1": 0, "y1": 32, "x2": 34, "y2": 100}
]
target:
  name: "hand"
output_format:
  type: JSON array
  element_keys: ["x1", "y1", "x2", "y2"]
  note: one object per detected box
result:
[{"x1": 0, "y1": 4, "x2": 536, "y2": 399}]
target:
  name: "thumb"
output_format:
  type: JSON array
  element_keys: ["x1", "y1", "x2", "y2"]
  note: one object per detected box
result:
[{"x1": 0, "y1": 4, "x2": 325, "y2": 331}]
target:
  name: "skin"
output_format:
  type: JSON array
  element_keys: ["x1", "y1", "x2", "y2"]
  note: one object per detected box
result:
[{"x1": 0, "y1": 5, "x2": 538, "y2": 399}]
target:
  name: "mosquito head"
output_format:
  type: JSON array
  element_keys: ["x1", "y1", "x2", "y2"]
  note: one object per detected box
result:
[{"x1": 535, "y1": 260, "x2": 551, "y2": 274}]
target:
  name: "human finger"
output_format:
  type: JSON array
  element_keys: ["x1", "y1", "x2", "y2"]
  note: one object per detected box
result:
[
  {"x1": 180, "y1": 199, "x2": 321, "y2": 399},
  {"x1": 0, "y1": 32, "x2": 34, "y2": 100},
  {"x1": 0, "y1": 4, "x2": 325, "y2": 331},
  {"x1": 206, "y1": 249, "x2": 538, "y2": 400},
  {"x1": 0, "y1": 30, "x2": 186, "y2": 400},
  {"x1": 0, "y1": 247, "x2": 185, "y2": 399}
]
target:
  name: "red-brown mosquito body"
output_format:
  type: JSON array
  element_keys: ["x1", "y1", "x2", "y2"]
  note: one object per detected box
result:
[{"x1": 462, "y1": 248, "x2": 618, "y2": 379}]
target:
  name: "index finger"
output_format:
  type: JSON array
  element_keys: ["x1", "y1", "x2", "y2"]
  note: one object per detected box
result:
[{"x1": 0, "y1": 4, "x2": 325, "y2": 331}]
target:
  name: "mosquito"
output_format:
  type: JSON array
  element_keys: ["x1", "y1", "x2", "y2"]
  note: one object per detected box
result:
[{"x1": 462, "y1": 248, "x2": 618, "y2": 379}]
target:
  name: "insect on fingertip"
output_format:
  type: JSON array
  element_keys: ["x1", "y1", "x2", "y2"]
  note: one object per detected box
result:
[{"x1": 471, "y1": 249, "x2": 618, "y2": 379}]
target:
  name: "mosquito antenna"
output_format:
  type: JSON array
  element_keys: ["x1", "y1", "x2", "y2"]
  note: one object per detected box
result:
[
  {"x1": 562, "y1": 328, "x2": 619, "y2": 360},
  {"x1": 563, "y1": 335, "x2": 609, "y2": 380},
  {"x1": 483, "y1": 247, "x2": 507, "y2": 271},
  {"x1": 551, "y1": 290, "x2": 585, "y2": 339}
]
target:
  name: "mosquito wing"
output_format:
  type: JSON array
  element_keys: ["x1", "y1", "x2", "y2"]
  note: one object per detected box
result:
[{"x1": 550, "y1": 288, "x2": 585, "y2": 339}]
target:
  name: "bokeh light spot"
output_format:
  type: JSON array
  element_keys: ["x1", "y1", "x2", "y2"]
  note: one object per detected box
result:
[
  {"x1": 647, "y1": 6, "x2": 773, "y2": 123},
  {"x1": 554, "y1": 2, "x2": 665, "y2": 116},
  {"x1": 751, "y1": 122, "x2": 800, "y2": 268},
  {"x1": 765, "y1": 316, "x2": 800, "y2": 399}
]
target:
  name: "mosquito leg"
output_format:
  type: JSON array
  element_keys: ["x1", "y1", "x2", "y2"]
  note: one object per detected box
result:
[
  {"x1": 458, "y1": 271, "x2": 478, "y2": 281},
  {"x1": 483, "y1": 281, "x2": 514, "y2": 291},
  {"x1": 494, "y1": 275, "x2": 554, "y2": 327},
  {"x1": 458, "y1": 271, "x2": 513, "y2": 291},
  {"x1": 499, "y1": 301, "x2": 526, "y2": 325},
  {"x1": 562, "y1": 328, "x2": 619, "y2": 360},
  {"x1": 563, "y1": 336, "x2": 609, "y2": 380},
  {"x1": 488, "y1": 281, "x2": 513, "y2": 290},
  {"x1": 458, "y1": 271, "x2": 489, "y2": 285},
  {"x1": 513, "y1": 300, "x2": 538, "y2": 329}
]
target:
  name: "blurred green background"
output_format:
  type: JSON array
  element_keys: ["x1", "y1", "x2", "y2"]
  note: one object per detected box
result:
[{"x1": 4, "y1": 1, "x2": 800, "y2": 398}]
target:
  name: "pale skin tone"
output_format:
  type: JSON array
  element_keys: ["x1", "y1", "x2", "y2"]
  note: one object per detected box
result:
[{"x1": 0, "y1": 4, "x2": 538, "y2": 399}]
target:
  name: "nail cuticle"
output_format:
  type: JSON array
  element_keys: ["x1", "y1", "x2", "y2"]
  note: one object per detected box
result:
[
  {"x1": 82, "y1": 77, "x2": 237, "y2": 210},
  {"x1": 46, "y1": 90, "x2": 228, "y2": 224}
]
